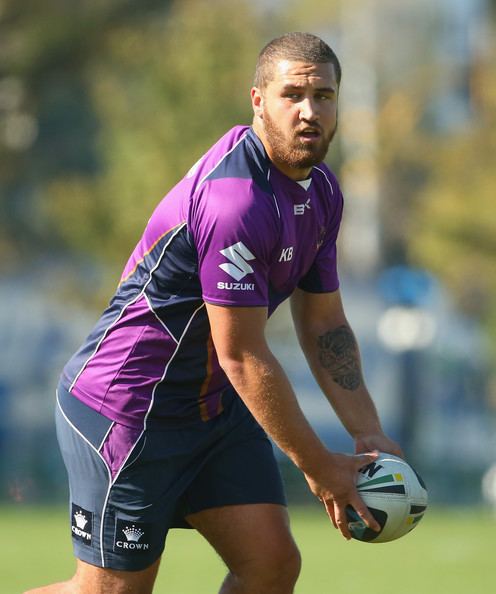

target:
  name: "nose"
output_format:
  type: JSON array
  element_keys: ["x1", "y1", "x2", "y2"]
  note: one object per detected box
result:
[{"x1": 299, "y1": 97, "x2": 318, "y2": 122}]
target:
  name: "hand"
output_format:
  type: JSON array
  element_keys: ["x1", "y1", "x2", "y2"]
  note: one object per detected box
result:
[
  {"x1": 304, "y1": 450, "x2": 381, "y2": 540},
  {"x1": 354, "y1": 432, "x2": 404, "y2": 459}
]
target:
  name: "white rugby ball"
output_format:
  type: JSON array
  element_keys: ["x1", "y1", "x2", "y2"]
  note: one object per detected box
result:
[{"x1": 346, "y1": 453, "x2": 428, "y2": 543}]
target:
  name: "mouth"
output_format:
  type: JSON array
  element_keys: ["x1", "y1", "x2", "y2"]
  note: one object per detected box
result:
[{"x1": 297, "y1": 127, "x2": 322, "y2": 142}]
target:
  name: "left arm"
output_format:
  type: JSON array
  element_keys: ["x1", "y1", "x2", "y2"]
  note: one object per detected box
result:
[{"x1": 290, "y1": 287, "x2": 402, "y2": 456}]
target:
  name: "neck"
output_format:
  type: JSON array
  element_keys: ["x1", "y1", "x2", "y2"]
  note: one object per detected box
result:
[{"x1": 252, "y1": 120, "x2": 312, "y2": 181}]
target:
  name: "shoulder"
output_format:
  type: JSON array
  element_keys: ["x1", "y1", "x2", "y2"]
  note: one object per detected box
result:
[
  {"x1": 190, "y1": 176, "x2": 280, "y2": 257},
  {"x1": 312, "y1": 163, "x2": 343, "y2": 200},
  {"x1": 187, "y1": 126, "x2": 271, "y2": 195},
  {"x1": 186, "y1": 126, "x2": 250, "y2": 184},
  {"x1": 188, "y1": 127, "x2": 280, "y2": 238}
]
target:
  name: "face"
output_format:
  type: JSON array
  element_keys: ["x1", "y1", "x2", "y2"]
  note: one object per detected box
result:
[{"x1": 252, "y1": 60, "x2": 339, "y2": 180}]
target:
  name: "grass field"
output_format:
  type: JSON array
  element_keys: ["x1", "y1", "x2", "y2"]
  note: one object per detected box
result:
[{"x1": 3, "y1": 504, "x2": 493, "y2": 593}]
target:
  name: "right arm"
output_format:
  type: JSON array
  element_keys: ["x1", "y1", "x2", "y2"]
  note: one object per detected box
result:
[{"x1": 205, "y1": 301, "x2": 380, "y2": 539}]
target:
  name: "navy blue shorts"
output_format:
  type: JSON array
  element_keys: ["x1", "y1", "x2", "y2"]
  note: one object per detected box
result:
[{"x1": 56, "y1": 385, "x2": 286, "y2": 571}]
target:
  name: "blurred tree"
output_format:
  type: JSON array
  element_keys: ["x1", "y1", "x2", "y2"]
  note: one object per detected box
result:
[
  {"x1": 286, "y1": 0, "x2": 496, "y2": 348},
  {"x1": 408, "y1": 44, "x2": 496, "y2": 344},
  {"x1": 43, "y1": 0, "x2": 264, "y2": 272},
  {"x1": 0, "y1": 0, "x2": 270, "y2": 302},
  {"x1": 0, "y1": 0, "x2": 174, "y2": 269},
  {"x1": 3, "y1": 0, "x2": 495, "y2": 341}
]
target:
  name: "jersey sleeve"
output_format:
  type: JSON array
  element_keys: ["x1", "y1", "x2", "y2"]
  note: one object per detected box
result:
[
  {"x1": 298, "y1": 185, "x2": 344, "y2": 293},
  {"x1": 189, "y1": 178, "x2": 279, "y2": 307}
]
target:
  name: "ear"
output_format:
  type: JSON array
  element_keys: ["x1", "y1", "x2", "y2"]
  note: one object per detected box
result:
[{"x1": 251, "y1": 87, "x2": 264, "y2": 118}]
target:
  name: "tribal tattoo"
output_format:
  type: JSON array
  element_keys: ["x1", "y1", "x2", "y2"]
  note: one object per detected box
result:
[{"x1": 317, "y1": 325, "x2": 362, "y2": 390}]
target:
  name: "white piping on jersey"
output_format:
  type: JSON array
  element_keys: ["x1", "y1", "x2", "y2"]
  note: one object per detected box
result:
[
  {"x1": 195, "y1": 129, "x2": 282, "y2": 220},
  {"x1": 69, "y1": 222, "x2": 187, "y2": 392},
  {"x1": 267, "y1": 169, "x2": 281, "y2": 219},
  {"x1": 86, "y1": 304, "x2": 205, "y2": 564},
  {"x1": 97, "y1": 420, "x2": 115, "y2": 453},
  {"x1": 143, "y1": 302, "x2": 206, "y2": 431},
  {"x1": 56, "y1": 390, "x2": 112, "y2": 568},
  {"x1": 143, "y1": 293, "x2": 179, "y2": 345},
  {"x1": 197, "y1": 131, "x2": 249, "y2": 190},
  {"x1": 98, "y1": 303, "x2": 205, "y2": 563},
  {"x1": 57, "y1": 390, "x2": 153, "y2": 568},
  {"x1": 121, "y1": 435, "x2": 147, "y2": 472},
  {"x1": 314, "y1": 166, "x2": 335, "y2": 195},
  {"x1": 101, "y1": 426, "x2": 149, "y2": 567}
]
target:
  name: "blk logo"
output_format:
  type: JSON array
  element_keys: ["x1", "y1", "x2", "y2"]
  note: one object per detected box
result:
[
  {"x1": 71, "y1": 504, "x2": 92, "y2": 546},
  {"x1": 359, "y1": 462, "x2": 384, "y2": 479},
  {"x1": 294, "y1": 199, "x2": 311, "y2": 215},
  {"x1": 317, "y1": 226, "x2": 326, "y2": 249},
  {"x1": 219, "y1": 241, "x2": 256, "y2": 281}
]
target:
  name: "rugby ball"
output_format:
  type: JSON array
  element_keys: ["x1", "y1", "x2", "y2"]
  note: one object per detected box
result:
[{"x1": 346, "y1": 453, "x2": 428, "y2": 543}]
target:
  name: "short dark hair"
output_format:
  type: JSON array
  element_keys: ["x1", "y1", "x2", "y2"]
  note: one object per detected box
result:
[{"x1": 254, "y1": 32, "x2": 341, "y2": 89}]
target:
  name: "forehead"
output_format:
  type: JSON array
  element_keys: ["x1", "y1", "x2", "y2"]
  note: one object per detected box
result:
[{"x1": 269, "y1": 60, "x2": 337, "y2": 88}]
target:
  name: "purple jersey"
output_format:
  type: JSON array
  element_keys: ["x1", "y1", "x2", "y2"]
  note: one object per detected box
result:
[{"x1": 60, "y1": 126, "x2": 343, "y2": 428}]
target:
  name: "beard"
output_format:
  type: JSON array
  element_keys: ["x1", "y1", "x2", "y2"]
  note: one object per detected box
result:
[{"x1": 263, "y1": 110, "x2": 337, "y2": 171}]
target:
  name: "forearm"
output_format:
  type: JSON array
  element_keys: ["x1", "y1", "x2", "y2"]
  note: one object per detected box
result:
[
  {"x1": 312, "y1": 323, "x2": 383, "y2": 437},
  {"x1": 206, "y1": 301, "x2": 389, "y2": 537},
  {"x1": 221, "y1": 347, "x2": 329, "y2": 476}
]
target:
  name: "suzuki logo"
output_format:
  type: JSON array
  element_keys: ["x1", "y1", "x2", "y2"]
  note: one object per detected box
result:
[{"x1": 219, "y1": 241, "x2": 256, "y2": 281}]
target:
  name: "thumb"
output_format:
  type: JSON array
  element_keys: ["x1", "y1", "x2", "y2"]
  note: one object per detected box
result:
[{"x1": 354, "y1": 450, "x2": 379, "y2": 471}]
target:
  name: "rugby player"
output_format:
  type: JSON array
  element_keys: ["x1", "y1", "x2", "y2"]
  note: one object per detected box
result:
[{"x1": 27, "y1": 32, "x2": 401, "y2": 594}]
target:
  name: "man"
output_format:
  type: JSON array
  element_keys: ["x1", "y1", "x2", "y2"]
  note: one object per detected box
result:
[{"x1": 27, "y1": 32, "x2": 401, "y2": 594}]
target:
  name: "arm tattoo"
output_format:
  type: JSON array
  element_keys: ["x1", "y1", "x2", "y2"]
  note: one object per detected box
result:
[{"x1": 317, "y1": 325, "x2": 362, "y2": 391}]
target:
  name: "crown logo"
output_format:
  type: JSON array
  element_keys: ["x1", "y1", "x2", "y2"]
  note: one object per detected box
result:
[
  {"x1": 122, "y1": 525, "x2": 145, "y2": 543},
  {"x1": 74, "y1": 511, "x2": 88, "y2": 530}
]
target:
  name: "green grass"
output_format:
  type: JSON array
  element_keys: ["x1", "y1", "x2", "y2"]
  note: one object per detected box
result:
[{"x1": 3, "y1": 504, "x2": 494, "y2": 593}]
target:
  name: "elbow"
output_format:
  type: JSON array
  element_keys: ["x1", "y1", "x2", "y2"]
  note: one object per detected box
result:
[
  {"x1": 217, "y1": 353, "x2": 249, "y2": 383},
  {"x1": 216, "y1": 345, "x2": 271, "y2": 386}
]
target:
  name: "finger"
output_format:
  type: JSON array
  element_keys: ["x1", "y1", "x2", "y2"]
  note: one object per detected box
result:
[
  {"x1": 354, "y1": 450, "x2": 379, "y2": 470},
  {"x1": 333, "y1": 502, "x2": 352, "y2": 540},
  {"x1": 323, "y1": 499, "x2": 338, "y2": 530},
  {"x1": 350, "y1": 495, "x2": 380, "y2": 532}
]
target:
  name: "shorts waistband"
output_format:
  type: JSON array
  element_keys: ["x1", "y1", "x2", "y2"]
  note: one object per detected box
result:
[
  {"x1": 57, "y1": 384, "x2": 115, "y2": 449},
  {"x1": 57, "y1": 382, "x2": 238, "y2": 433}
]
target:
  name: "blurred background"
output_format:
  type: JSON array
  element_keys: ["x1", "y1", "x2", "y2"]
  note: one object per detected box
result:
[{"x1": 1, "y1": 0, "x2": 495, "y2": 509}]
